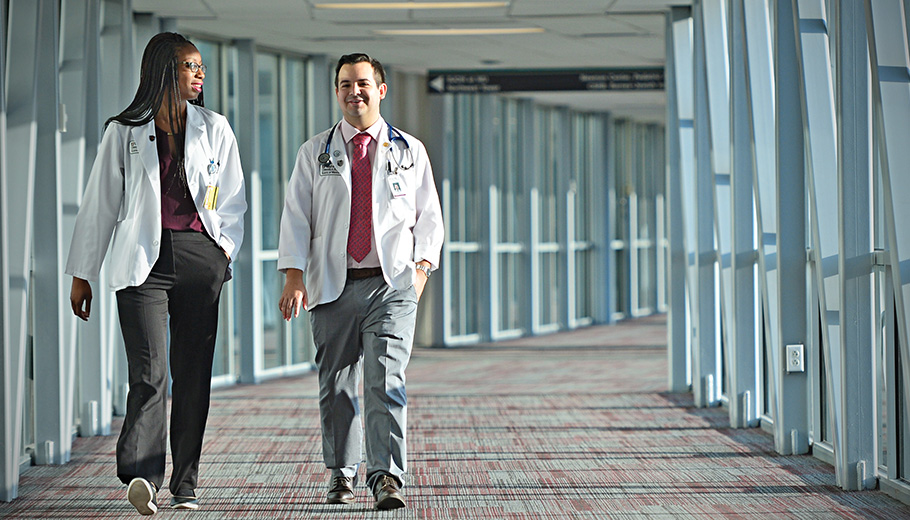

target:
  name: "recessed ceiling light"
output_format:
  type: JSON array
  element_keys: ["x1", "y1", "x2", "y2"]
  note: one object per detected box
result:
[
  {"x1": 374, "y1": 27, "x2": 545, "y2": 35},
  {"x1": 315, "y1": 2, "x2": 508, "y2": 9}
]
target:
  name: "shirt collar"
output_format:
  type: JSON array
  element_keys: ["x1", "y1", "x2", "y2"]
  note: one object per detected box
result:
[{"x1": 340, "y1": 117, "x2": 384, "y2": 144}]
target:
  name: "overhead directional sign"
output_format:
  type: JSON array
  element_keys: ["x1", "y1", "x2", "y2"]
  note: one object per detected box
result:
[{"x1": 426, "y1": 68, "x2": 664, "y2": 94}]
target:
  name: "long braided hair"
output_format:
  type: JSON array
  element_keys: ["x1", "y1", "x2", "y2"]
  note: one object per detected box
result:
[{"x1": 106, "y1": 32, "x2": 204, "y2": 195}]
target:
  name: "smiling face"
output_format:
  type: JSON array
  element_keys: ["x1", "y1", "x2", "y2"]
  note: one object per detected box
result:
[
  {"x1": 335, "y1": 61, "x2": 387, "y2": 130},
  {"x1": 176, "y1": 45, "x2": 205, "y2": 102}
]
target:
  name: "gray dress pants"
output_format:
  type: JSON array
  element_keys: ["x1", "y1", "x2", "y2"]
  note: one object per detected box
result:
[{"x1": 309, "y1": 274, "x2": 418, "y2": 491}]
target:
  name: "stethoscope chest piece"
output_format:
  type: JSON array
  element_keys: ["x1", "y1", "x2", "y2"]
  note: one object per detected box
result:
[{"x1": 318, "y1": 152, "x2": 331, "y2": 165}]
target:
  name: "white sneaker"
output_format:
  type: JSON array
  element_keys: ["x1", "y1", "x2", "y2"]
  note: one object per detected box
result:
[{"x1": 127, "y1": 478, "x2": 158, "y2": 515}]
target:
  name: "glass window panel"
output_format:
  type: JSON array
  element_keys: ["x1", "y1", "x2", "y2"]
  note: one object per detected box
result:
[
  {"x1": 899, "y1": 326, "x2": 910, "y2": 479},
  {"x1": 449, "y1": 251, "x2": 483, "y2": 336},
  {"x1": 498, "y1": 100, "x2": 523, "y2": 243},
  {"x1": 212, "y1": 282, "x2": 235, "y2": 378},
  {"x1": 192, "y1": 39, "x2": 221, "y2": 113},
  {"x1": 499, "y1": 252, "x2": 523, "y2": 332},
  {"x1": 876, "y1": 271, "x2": 887, "y2": 472},
  {"x1": 284, "y1": 57, "x2": 307, "y2": 173},
  {"x1": 538, "y1": 110, "x2": 559, "y2": 243},
  {"x1": 284, "y1": 56, "x2": 311, "y2": 365},
  {"x1": 540, "y1": 252, "x2": 560, "y2": 327},
  {"x1": 224, "y1": 46, "x2": 238, "y2": 127},
  {"x1": 258, "y1": 52, "x2": 281, "y2": 251},
  {"x1": 615, "y1": 248, "x2": 629, "y2": 317},
  {"x1": 451, "y1": 95, "x2": 484, "y2": 243},
  {"x1": 614, "y1": 121, "x2": 630, "y2": 242},
  {"x1": 261, "y1": 260, "x2": 286, "y2": 370},
  {"x1": 638, "y1": 246, "x2": 655, "y2": 311},
  {"x1": 575, "y1": 249, "x2": 594, "y2": 320}
]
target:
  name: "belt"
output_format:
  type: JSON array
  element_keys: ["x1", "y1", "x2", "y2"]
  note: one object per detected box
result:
[{"x1": 347, "y1": 267, "x2": 383, "y2": 280}]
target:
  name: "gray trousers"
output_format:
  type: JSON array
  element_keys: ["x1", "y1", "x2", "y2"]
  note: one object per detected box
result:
[{"x1": 309, "y1": 275, "x2": 417, "y2": 491}]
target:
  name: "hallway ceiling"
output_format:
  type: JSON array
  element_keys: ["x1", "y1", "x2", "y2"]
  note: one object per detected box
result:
[{"x1": 133, "y1": 0, "x2": 679, "y2": 122}]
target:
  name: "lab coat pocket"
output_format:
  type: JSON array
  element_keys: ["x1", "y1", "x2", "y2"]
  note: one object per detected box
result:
[
  {"x1": 388, "y1": 176, "x2": 416, "y2": 224},
  {"x1": 117, "y1": 167, "x2": 128, "y2": 221}
]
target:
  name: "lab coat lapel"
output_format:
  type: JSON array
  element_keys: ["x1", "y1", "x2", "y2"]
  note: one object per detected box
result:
[
  {"x1": 184, "y1": 104, "x2": 211, "y2": 190},
  {"x1": 332, "y1": 125, "x2": 352, "y2": 191},
  {"x1": 134, "y1": 121, "x2": 159, "y2": 186},
  {"x1": 374, "y1": 125, "x2": 391, "y2": 174},
  {"x1": 374, "y1": 126, "x2": 391, "y2": 200}
]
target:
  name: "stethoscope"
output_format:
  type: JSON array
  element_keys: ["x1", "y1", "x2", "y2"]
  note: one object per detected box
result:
[{"x1": 318, "y1": 122, "x2": 414, "y2": 171}]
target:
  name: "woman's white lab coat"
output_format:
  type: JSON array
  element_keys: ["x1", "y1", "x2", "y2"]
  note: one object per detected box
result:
[{"x1": 65, "y1": 103, "x2": 246, "y2": 291}]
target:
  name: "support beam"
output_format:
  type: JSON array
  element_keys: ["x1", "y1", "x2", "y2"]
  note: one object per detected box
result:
[
  {"x1": 866, "y1": 0, "x2": 910, "y2": 488},
  {"x1": 796, "y1": 0, "x2": 843, "y2": 474},
  {"x1": 235, "y1": 39, "x2": 262, "y2": 384},
  {"x1": 693, "y1": 1, "x2": 721, "y2": 407},
  {"x1": 834, "y1": 0, "x2": 875, "y2": 491},
  {"x1": 744, "y1": 0, "x2": 779, "y2": 430},
  {"x1": 730, "y1": 0, "x2": 760, "y2": 429},
  {"x1": 667, "y1": 6, "x2": 694, "y2": 393},
  {"x1": 1, "y1": 0, "x2": 41, "y2": 501},
  {"x1": 62, "y1": 0, "x2": 112, "y2": 437},
  {"x1": 702, "y1": 0, "x2": 734, "y2": 410},
  {"x1": 773, "y1": 0, "x2": 810, "y2": 455},
  {"x1": 0, "y1": 0, "x2": 19, "y2": 503},
  {"x1": 32, "y1": 0, "x2": 73, "y2": 466}
]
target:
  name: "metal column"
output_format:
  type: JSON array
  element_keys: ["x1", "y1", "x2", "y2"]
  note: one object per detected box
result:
[
  {"x1": 867, "y1": 0, "x2": 910, "y2": 492},
  {"x1": 773, "y1": 0, "x2": 810, "y2": 455},
  {"x1": 744, "y1": 0, "x2": 780, "y2": 433},
  {"x1": 693, "y1": 1, "x2": 722, "y2": 407},
  {"x1": 1, "y1": 0, "x2": 40, "y2": 501},
  {"x1": 729, "y1": 0, "x2": 761, "y2": 429},
  {"x1": 667, "y1": 7, "x2": 693, "y2": 393},
  {"x1": 235, "y1": 39, "x2": 262, "y2": 383},
  {"x1": 31, "y1": 0, "x2": 74, "y2": 467}
]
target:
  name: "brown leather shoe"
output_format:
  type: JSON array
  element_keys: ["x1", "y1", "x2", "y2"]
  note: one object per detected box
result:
[
  {"x1": 326, "y1": 476, "x2": 355, "y2": 504},
  {"x1": 373, "y1": 475, "x2": 406, "y2": 510}
]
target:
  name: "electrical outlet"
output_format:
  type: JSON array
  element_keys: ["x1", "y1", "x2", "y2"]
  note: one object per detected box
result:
[{"x1": 786, "y1": 344, "x2": 805, "y2": 373}]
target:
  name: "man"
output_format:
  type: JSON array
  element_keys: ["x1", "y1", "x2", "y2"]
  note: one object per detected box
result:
[{"x1": 277, "y1": 53, "x2": 444, "y2": 510}]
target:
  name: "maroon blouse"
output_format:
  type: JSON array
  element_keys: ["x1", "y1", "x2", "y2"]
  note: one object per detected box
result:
[{"x1": 156, "y1": 126, "x2": 204, "y2": 233}]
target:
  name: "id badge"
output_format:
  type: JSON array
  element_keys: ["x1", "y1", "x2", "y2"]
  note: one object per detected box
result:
[
  {"x1": 203, "y1": 185, "x2": 219, "y2": 210},
  {"x1": 386, "y1": 174, "x2": 406, "y2": 198}
]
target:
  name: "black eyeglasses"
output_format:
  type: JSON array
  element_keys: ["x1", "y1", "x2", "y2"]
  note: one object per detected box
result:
[{"x1": 181, "y1": 61, "x2": 207, "y2": 74}]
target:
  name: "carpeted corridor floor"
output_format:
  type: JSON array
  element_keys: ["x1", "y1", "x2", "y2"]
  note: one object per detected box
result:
[{"x1": 2, "y1": 315, "x2": 910, "y2": 518}]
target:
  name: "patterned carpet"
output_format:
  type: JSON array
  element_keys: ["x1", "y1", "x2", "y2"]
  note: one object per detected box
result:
[{"x1": 2, "y1": 315, "x2": 910, "y2": 518}]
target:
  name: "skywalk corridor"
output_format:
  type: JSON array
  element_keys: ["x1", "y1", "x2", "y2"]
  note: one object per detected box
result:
[{"x1": 1, "y1": 316, "x2": 909, "y2": 519}]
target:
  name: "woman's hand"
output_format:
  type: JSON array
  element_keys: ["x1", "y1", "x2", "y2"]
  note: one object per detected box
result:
[
  {"x1": 279, "y1": 269, "x2": 307, "y2": 321},
  {"x1": 70, "y1": 277, "x2": 93, "y2": 321}
]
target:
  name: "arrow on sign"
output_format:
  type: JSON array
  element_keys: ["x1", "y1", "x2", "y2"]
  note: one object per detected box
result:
[{"x1": 428, "y1": 76, "x2": 445, "y2": 93}]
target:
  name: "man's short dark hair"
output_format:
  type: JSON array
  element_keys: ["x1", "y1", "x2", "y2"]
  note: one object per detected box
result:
[{"x1": 335, "y1": 53, "x2": 386, "y2": 87}]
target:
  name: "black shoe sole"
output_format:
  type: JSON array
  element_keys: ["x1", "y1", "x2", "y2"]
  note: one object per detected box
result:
[{"x1": 326, "y1": 495, "x2": 355, "y2": 505}]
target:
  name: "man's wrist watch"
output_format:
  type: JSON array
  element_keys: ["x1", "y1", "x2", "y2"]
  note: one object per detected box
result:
[{"x1": 416, "y1": 264, "x2": 432, "y2": 278}]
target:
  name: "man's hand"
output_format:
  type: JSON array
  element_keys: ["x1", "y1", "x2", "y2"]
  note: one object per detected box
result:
[
  {"x1": 279, "y1": 268, "x2": 308, "y2": 320},
  {"x1": 70, "y1": 277, "x2": 93, "y2": 321}
]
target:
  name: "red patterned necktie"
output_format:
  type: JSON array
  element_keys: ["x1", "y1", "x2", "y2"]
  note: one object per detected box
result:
[{"x1": 347, "y1": 132, "x2": 372, "y2": 262}]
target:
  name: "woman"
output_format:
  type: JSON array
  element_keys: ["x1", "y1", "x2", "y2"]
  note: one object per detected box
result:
[{"x1": 65, "y1": 32, "x2": 246, "y2": 515}]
